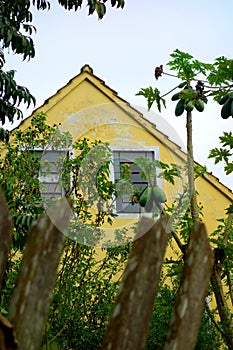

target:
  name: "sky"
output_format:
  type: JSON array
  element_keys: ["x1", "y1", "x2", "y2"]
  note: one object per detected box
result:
[{"x1": 3, "y1": 0, "x2": 233, "y2": 189}]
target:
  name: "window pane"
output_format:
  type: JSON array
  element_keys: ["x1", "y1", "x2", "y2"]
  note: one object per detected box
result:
[
  {"x1": 113, "y1": 150, "x2": 155, "y2": 214},
  {"x1": 30, "y1": 150, "x2": 68, "y2": 200}
]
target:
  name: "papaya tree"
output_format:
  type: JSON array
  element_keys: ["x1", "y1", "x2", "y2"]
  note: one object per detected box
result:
[{"x1": 137, "y1": 49, "x2": 233, "y2": 349}]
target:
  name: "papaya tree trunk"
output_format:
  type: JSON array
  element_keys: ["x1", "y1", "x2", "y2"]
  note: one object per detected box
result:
[{"x1": 186, "y1": 111, "x2": 199, "y2": 221}]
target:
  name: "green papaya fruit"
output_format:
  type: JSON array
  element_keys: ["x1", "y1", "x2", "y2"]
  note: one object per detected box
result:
[
  {"x1": 175, "y1": 99, "x2": 185, "y2": 117},
  {"x1": 171, "y1": 92, "x2": 180, "y2": 101},
  {"x1": 145, "y1": 195, "x2": 154, "y2": 212},
  {"x1": 178, "y1": 81, "x2": 187, "y2": 89},
  {"x1": 219, "y1": 94, "x2": 229, "y2": 105},
  {"x1": 181, "y1": 88, "x2": 196, "y2": 100},
  {"x1": 184, "y1": 100, "x2": 194, "y2": 112},
  {"x1": 139, "y1": 186, "x2": 152, "y2": 208},
  {"x1": 221, "y1": 97, "x2": 232, "y2": 119},
  {"x1": 153, "y1": 186, "x2": 166, "y2": 203},
  {"x1": 195, "y1": 99, "x2": 204, "y2": 112}
]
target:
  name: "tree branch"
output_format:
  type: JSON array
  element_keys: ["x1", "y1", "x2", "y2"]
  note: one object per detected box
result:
[
  {"x1": 223, "y1": 213, "x2": 233, "y2": 246},
  {"x1": 204, "y1": 302, "x2": 225, "y2": 338},
  {"x1": 211, "y1": 267, "x2": 233, "y2": 350},
  {"x1": 162, "y1": 71, "x2": 233, "y2": 89}
]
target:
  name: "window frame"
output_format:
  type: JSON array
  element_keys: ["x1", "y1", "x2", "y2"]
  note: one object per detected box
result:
[
  {"x1": 110, "y1": 146, "x2": 161, "y2": 218},
  {"x1": 27, "y1": 146, "x2": 73, "y2": 201}
]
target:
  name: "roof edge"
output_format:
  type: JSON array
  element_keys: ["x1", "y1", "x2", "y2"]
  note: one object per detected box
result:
[{"x1": 9, "y1": 65, "x2": 233, "y2": 200}]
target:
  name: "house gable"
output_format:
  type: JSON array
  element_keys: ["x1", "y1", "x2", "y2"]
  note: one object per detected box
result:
[{"x1": 12, "y1": 65, "x2": 232, "y2": 233}]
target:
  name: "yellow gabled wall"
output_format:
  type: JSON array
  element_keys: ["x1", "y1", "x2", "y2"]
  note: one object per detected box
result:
[{"x1": 12, "y1": 65, "x2": 233, "y2": 237}]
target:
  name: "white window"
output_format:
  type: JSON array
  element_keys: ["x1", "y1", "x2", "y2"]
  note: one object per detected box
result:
[
  {"x1": 111, "y1": 147, "x2": 160, "y2": 216},
  {"x1": 31, "y1": 149, "x2": 69, "y2": 200}
]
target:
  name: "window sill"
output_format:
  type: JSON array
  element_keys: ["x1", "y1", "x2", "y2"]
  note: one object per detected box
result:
[{"x1": 115, "y1": 212, "x2": 153, "y2": 219}]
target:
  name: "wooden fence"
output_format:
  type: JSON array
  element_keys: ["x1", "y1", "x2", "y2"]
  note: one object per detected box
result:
[{"x1": 0, "y1": 190, "x2": 214, "y2": 350}]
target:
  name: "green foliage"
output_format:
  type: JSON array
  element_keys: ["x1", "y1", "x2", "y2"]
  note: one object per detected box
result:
[
  {"x1": 195, "y1": 305, "x2": 224, "y2": 350},
  {"x1": 209, "y1": 132, "x2": 233, "y2": 175},
  {"x1": 0, "y1": 112, "x2": 125, "y2": 343},
  {"x1": 0, "y1": 112, "x2": 62, "y2": 249},
  {"x1": 146, "y1": 286, "x2": 175, "y2": 349},
  {"x1": 139, "y1": 49, "x2": 233, "y2": 120},
  {"x1": 113, "y1": 156, "x2": 185, "y2": 220},
  {"x1": 207, "y1": 56, "x2": 233, "y2": 86},
  {"x1": 0, "y1": 2, "x2": 36, "y2": 59},
  {"x1": 138, "y1": 49, "x2": 210, "y2": 113},
  {"x1": 0, "y1": 257, "x2": 21, "y2": 315},
  {"x1": 210, "y1": 218, "x2": 233, "y2": 299},
  {"x1": 219, "y1": 131, "x2": 233, "y2": 149},
  {"x1": 0, "y1": 0, "x2": 38, "y2": 124},
  {"x1": 168, "y1": 49, "x2": 211, "y2": 82},
  {"x1": 155, "y1": 161, "x2": 182, "y2": 185},
  {"x1": 0, "y1": 107, "x2": 231, "y2": 348},
  {"x1": 194, "y1": 164, "x2": 207, "y2": 179},
  {"x1": 146, "y1": 285, "x2": 223, "y2": 350},
  {"x1": 0, "y1": 0, "x2": 124, "y2": 57},
  {"x1": 0, "y1": 127, "x2": 9, "y2": 142},
  {"x1": 0, "y1": 0, "x2": 125, "y2": 125},
  {"x1": 0, "y1": 110, "x2": 112, "y2": 248},
  {"x1": 136, "y1": 86, "x2": 166, "y2": 112},
  {"x1": 0, "y1": 112, "x2": 131, "y2": 350},
  {"x1": 0, "y1": 68, "x2": 36, "y2": 125},
  {"x1": 116, "y1": 156, "x2": 182, "y2": 215},
  {"x1": 133, "y1": 157, "x2": 182, "y2": 186},
  {"x1": 2, "y1": 126, "x2": 116, "y2": 249},
  {"x1": 137, "y1": 48, "x2": 233, "y2": 349},
  {"x1": 60, "y1": 138, "x2": 117, "y2": 244},
  {"x1": 58, "y1": 0, "x2": 125, "y2": 15},
  {"x1": 43, "y1": 242, "x2": 129, "y2": 349}
]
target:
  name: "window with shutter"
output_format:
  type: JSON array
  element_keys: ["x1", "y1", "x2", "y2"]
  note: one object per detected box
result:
[
  {"x1": 112, "y1": 148, "x2": 159, "y2": 215},
  {"x1": 32, "y1": 150, "x2": 69, "y2": 200}
]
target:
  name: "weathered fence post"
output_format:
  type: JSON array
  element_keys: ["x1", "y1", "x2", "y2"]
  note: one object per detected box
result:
[
  {"x1": 0, "y1": 190, "x2": 17, "y2": 348},
  {"x1": 164, "y1": 221, "x2": 214, "y2": 350},
  {"x1": 8, "y1": 198, "x2": 72, "y2": 350},
  {"x1": 0, "y1": 190, "x2": 13, "y2": 290},
  {"x1": 102, "y1": 216, "x2": 170, "y2": 350}
]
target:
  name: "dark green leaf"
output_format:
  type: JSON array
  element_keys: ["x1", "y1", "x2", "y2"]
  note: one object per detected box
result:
[
  {"x1": 178, "y1": 81, "x2": 187, "y2": 89},
  {"x1": 208, "y1": 147, "x2": 231, "y2": 164},
  {"x1": 136, "y1": 86, "x2": 166, "y2": 112}
]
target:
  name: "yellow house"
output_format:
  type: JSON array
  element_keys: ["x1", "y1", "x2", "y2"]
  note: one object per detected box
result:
[
  {"x1": 2, "y1": 65, "x2": 232, "y2": 349},
  {"x1": 13, "y1": 64, "x2": 232, "y2": 245}
]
